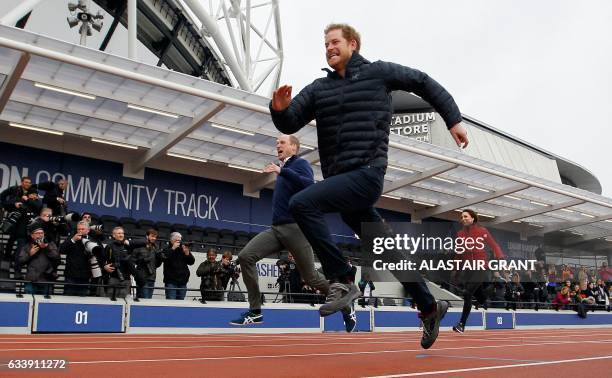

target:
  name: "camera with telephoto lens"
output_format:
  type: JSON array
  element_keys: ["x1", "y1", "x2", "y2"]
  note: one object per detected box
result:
[
  {"x1": 89, "y1": 224, "x2": 104, "y2": 232},
  {"x1": 1, "y1": 210, "x2": 35, "y2": 234},
  {"x1": 1, "y1": 211, "x2": 21, "y2": 233},
  {"x1": 48, "y1": 212, "x2": 81, "y2": 224},
  {"x1": 82, "y1": 238, "x2": 102, "y2": 278}
]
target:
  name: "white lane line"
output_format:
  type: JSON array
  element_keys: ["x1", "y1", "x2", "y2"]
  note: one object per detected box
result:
[
  {"x1": 4, "y1": 339, "x2": 609, "y2": 366},
  {"x1": 363, "y1": 355, "x2": 612, "y2": 377},
  {"x1": 0, "y1": 328, "x2": 608, "y2": 341},
  {"x1": 2, "y1": 334, "x2": 612, "y2": 348},
  {"x1": 2, "y1": 331, "x2": 611, "y2": 345}
]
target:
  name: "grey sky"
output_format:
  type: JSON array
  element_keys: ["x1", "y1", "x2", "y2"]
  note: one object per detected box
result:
[{"x1": 3, "y1": 0, "x2": 612, "y2": 197}]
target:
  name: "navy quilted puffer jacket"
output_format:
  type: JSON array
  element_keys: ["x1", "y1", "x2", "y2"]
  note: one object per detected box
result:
[{"x1": 270, "y1": 53, "x2": 462, "y2": 178}]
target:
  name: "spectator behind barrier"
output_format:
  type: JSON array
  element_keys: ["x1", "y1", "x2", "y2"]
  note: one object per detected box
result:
[
  {"x1": 594, "y1": 279, "x2": 609, "y2": 307},
  {"x1": 553, "y1": 286, "x2": 571, "y2": 310},
  {"x1": 60, "y1": 221, "x2": 93, "y2": 296},
  {"x1": 17, "y1": 224, "x2": 60, "y2": 294},
  {"x1": 504, "y1": 273, "x2": 524, "y2": 310},
  {"x1": 196, "y1": 248, "x2": 221, "y2": 302},
  {"x1": 599, "y1": 262, "x2": 612, "y2": 284},
  {"x1": 133, "y1": 229, "x2": 161, "y2": 299},
  {"x1": 490, "y1": 271, "x2": 507, "y2": 308},
  {"x1": 99, "y1": 226, "x2": 146, "y2": 299},
  {"x1": 358, "y1": 273, "x2": 376, "y2": 306},
  {"x1": 159, "y1": 232, "x2": 195, "y2": 300},
  {"x1": 561, "y1": 265, "x2": 573, "y2": 282}
]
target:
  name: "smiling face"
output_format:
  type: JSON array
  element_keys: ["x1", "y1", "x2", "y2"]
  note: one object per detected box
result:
[
  {"x1": 324, "y1": 28, "x2": 356, "y2": 73},
  {"x1": 276, "y1": 135, "x2": 297, "y2": 160},
  {"x1": 112, "y1": 227, "x2": 125, "y2": 242},
  {"x1": 460, "y1": 211, "x2": 475, "y2": 227}
]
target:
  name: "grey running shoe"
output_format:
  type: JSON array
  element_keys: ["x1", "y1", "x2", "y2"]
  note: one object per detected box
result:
[
  {"x1": 419, "y1": 300, "x2": 449, "y2": 349},
  {"x1": 319, "y1": 282, "x2": 360, "y2": 317}
]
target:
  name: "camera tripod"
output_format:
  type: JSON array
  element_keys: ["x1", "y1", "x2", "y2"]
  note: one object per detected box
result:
[{"x1": 273, "y1": 278, "x2": 292, "y2": 303}]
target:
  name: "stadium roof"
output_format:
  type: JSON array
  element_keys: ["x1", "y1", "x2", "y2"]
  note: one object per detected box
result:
[{"x1": 0, "y1": 25, "x2": 611, "y2": 252}]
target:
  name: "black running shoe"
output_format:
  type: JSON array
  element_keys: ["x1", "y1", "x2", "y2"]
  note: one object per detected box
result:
[
  {"x1": 342, "y1": 304, "x2": 357, "y2": 333},
  {"x1": 419, "y1": 300, "x2": 449, "y2": 349},
  {"x1": 452, "y1": 322, "x2": 465, "y2": 334},
  {"x1": 319, "y1": 282, "x2": 360, "y2": 317},
  {"x1": 230, "y1": 310, "x2": 263, "y2": 326}
]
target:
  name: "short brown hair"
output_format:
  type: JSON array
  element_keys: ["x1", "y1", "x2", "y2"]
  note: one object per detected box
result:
[
  {"x1": 146, "y1": 228, "x2": 158, "y2": 237},
  {"x1": 289, "y1": 135, "x2": 300, "y2": 153},
  {"x1": 324, "y1": 23, "x2": 361, "y2": 52}
]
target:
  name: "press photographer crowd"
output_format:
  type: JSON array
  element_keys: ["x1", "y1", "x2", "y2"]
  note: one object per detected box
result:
[
  {"x1": 1, "y1": 176, "x2": 611, "y2": 314},
  {"x1": 0, "y1": 176, "x2": 326, "y2": 304}
]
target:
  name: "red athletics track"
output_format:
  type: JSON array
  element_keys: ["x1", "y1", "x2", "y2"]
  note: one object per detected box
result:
[{"x1": 0, "y1": 328, "x2": 611, "y2": 377}]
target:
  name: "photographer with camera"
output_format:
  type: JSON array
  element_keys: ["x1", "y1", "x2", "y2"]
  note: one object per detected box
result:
[
  {"x1": 196, "y1": 248, "x2": 221, "y2": 302},
  {"x1": 1, "y1": 176, "x2": 32, "y2": 211},
  {"x1": 100, "y1": 226, "x2": 146, "y2": 299},
  {"x1": 17, "y1": 224, "x2": 60, "y2": 294},
  {"x1": 504, "y1": 273, "x2": 525, "y2": 311},
  {"x1": 81, "y1": 212, "x2": 105, "y2": 242},
  {"x1": 36, "y1": 179, "x2": 68, "y2": 218},
  {"x1": 60, "y1": 221, "x2": 98, "y2": 296},
  {"x1": 30, "y1": 207, "x2": 60, "y2": 246},
  {"x1": 4, "y1": 189, "x2": 43, "y2": 279},
  {"x1": 133, "y1": 229, "x2": 161, "y2": 299},
  {"x1": 215, "y1": 250, "x2": 240, "y2": 295},
  {"x1": 158, "y1": 232, "x2": 195, "y2": 300},
  {"x1": 275, "y1": 253, "x2": 304, "y2": 304}
]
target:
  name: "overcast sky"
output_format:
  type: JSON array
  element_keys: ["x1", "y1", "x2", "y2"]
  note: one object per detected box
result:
[{"x1": 4, "y1": 1, "x2": 612, "y2": 197}]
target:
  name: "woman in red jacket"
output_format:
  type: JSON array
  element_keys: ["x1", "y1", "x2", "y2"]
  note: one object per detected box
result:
[
  {"x1": 452, "y1": 209, "x2": 506, "y2": 334},
  {"x1": 552, "y1": 286, "x2": 571, "y2": 310}
]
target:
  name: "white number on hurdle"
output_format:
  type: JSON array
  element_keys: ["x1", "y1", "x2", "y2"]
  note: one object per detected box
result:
[
  {"x1": 496, "y1": 316, "x2": 503, "y2": 325},
  {"x1": 75, "y1": 311, "x2": 88, "y2": 325}
]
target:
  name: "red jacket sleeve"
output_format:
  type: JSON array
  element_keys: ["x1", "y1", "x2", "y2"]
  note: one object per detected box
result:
[{"x1": 482, "y1": 227, "x2": 505, "y2": 259}]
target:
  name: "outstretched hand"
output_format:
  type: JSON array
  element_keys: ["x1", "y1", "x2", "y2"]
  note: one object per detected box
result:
[
  {"x1": 449, "y1": 123, "x2": 469, "y2": 149},
  {"x1": 271, "y1": 85, "x2": 292, "y2": 112}
]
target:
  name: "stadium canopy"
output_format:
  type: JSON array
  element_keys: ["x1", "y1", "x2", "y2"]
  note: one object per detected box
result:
[{"x1": 1, "y1": 25, "x2": 612, "y2": 252}]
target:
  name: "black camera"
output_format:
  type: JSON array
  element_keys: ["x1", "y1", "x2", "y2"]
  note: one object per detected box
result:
[
  {"x1": 114, "y1": 263, "x2": 125, "y2": 281},
  {"x1": 0, "y1": 211, "x2": 22, "y2": 233},
  {"x1": 33, "y1": 237, "x2": 45, "y2": 247},
  {"x1": 1, "y1": 210, "x2": 35, "y2": 234}
]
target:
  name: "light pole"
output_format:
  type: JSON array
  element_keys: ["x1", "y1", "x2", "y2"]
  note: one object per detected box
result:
[{"x1": 67, "y1": 0, "x2": 103, "y2": 46}]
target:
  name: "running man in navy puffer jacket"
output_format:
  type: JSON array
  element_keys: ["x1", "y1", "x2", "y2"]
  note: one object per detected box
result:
[{"x1": 270, "y1": 23, "x2": 469, "y2": 349}]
